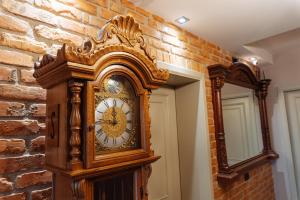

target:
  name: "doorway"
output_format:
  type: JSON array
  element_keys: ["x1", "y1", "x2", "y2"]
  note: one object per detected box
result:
[
  {"x1": 147, "y1": 62, "x2": 214, "y2": 200},
  {"x1": 148, "y1": 87, "x2": 181, "y2": 200},
  {"x1": 285, "y1": 89, "x2": 300, "y2": 199}
]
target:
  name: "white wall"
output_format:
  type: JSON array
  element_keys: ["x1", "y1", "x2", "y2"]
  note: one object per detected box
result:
[
  {"x1": 262, "y1": 45, "x2": 300, "y2": 200},
  {"x1": 175, "y1": 81, "x2": 213, "y2": 200}
]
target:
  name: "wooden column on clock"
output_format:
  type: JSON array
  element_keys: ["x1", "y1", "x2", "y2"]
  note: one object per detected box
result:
[{"x1": 33, "y1": 15, "x2": 169, "y2": 200}]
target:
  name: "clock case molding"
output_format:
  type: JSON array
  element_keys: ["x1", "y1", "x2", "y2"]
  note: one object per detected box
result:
[
  {"x1": 208, "y1": 63, "x2": 278, "y2": 184},
  {"x1": 33, "y1": 15, "x2": 169, "y2": 200}
]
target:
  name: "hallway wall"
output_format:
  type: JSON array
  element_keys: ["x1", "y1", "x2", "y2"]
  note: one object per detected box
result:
[
  {"x1": 262, "y1": 45, "x2": 300, "y2": 200},
  {"x1": 0, "y1": 0, "x2": 275, "y2": 199}
]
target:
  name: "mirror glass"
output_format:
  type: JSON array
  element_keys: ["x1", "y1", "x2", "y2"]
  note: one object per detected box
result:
[{"x1": 221, "y1": 83, "x2": 263, "y2": 166}]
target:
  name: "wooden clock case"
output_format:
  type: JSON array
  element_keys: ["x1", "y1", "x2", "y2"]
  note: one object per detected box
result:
[{"x1": 33, "y1": 15, "x2": 169, "y2": 200}]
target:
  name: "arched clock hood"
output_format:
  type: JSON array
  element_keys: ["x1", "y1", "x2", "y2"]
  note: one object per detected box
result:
[{"x1": 33, "y1": 15, "x2": 169, "y2": 89}]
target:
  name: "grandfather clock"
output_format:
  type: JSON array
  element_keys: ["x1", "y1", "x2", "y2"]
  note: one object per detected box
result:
[{"x1": 33, "y1": 15, "x2": 169, "y2": 200}]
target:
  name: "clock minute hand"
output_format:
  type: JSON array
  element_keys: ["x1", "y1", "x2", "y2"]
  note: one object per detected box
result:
[{"x1": 95, "y1": 119, "x2": 112, "y2": 124}]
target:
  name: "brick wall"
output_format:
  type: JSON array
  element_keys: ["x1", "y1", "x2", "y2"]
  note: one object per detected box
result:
[{"x1": 0, "y1": 0, "x2": 275, "y2": 199}]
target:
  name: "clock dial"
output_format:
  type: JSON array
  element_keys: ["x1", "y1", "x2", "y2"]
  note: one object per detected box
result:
[
  {"x1": 95, "y1": 98, "x2": 132, "y2": 148},
  {"x1": 94, "y1": 75, "x2": 139, "y2": 154}
]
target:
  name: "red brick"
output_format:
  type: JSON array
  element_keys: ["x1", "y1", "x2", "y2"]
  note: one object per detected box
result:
[
  {"x1": 20, "y1": 69, "x2": 36, "y2": 84},
  {"x1": 0, "y1": 49, "x2": 34, "y2": 68},
  {"x1": 35, "y1": 25, "x2": 83, "y2": 47},
  {"x1": 0, "y1": 193, "x2": 26, "y2": 200},
  {"x1": 0, "y1": 178, "x2": 13, "y2": 192},
  {"x1": 121, "y1": 0, "x2": 136, "y2": 10},
  {"x1": 88, "y1": 0, "x2": 107, "y2": 7},
  {"x1": 0, "y1": 13, "x2": 31, "y2": 33},
  {"x1": 16, "y1": 170, "x2": 52, "y2": 189},
  {"x1": 135, "y1": 7, "x2": 151, "y2": 17},
  {"x1": 140, "y1": 25, "x2": 161, "y2": 40},
  {"x1": 57, "y1": 17, "x2": 86, "y2": 35},
  {"x1": 0, "y1": 32, "x2": 47, "y2": 54},
  {"x1": 0, "y1": 101, "x2": 25, "y2": 117},
  {"x1": 161, "y1": 23, "x2": 180, "y2": 37},
  {"x1": 0, "y1": 120, "x2": 41, "y2": 136},
  {"x1": 30, "y1": 136, "x2": 45, "y2": 152},
  {"x1": 2, "y1": 0, "x2": 58, "y2": 25},
  {"x1": 31, "y1": 188, "x2": 52, "y2": 200},
  {"x1": 0, "y1": 139, "x2": 25, "y2": 154},
  {"x1": 148, "y1": 19, "x2": 158, "y2": 29},
  {"x1": 0, "y1": 66, "x2": 15, "y2": 82},
  {"x1": 57, "y1": 0, "x2": 97, "y2": 14},
  {"x1": 0, "y1": 84, "x2": 46, "y2": 101},
  {"x1": 152, "y1": 14, "x2": 164, "y2": 23},
  {"x1": 162, "y1": 34, "x2": 184, "y2": 48},
  {"x1": 0, "y1": 154, "x2": 45, "y2": 173},
  {"x1": 100, "y1": 8, "x2": 114, "y2": 20},
  {"x1": 110, "y1": 1, "x2": 122, "y2": 14},
  {"x1": 35, "y1": 0, "x2": 83, "y2": 22},
  {"x1": 30, "y1": 104, "x2": 46, "y2": 117},
  {"x1": 89, "y1": 16, "x2": 106, "y2": 28}
]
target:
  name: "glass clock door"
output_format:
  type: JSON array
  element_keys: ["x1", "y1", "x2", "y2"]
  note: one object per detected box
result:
[{"x1": 94, "y1": 75, "x2": 140, "y2": 155}]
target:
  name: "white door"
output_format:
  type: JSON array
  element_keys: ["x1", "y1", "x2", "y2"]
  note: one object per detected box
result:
[
  {"x1": 148, "y1": 87, "x2": 182, "y2": 200},
  {"x1": 285, "y1": 89, "x2": 300, "y2": 198},
  {"x1": 222, "y1": 95, "x2": 263, "y2": 165},
  {"x1": 222, "y1": 97, "x2": 250, "y2": 165}
]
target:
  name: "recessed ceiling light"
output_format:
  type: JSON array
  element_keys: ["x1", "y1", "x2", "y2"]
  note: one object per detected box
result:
[
  {"x1": 250, "y1": 57, "x2": 258, "y2": 65},
  {"x1": 175, "y1": 16, "x2": 190, "y2": 24}
]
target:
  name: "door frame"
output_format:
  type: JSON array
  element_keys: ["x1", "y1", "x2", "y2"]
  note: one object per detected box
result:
[
  {"x1": 157, "y1": 61, "x2": 214, "y2": 200},
  {"x1": 271, "y1": 85, "x2": 300, "y2": 200}
]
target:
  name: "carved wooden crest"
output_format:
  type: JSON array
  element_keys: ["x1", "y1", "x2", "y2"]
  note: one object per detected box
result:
[
  {"x1": 209, "y1": 62, "x2": 258, "y2": 89},
  {"x1": 34, "y1": 15, "x2": 169, "y2": 88}
]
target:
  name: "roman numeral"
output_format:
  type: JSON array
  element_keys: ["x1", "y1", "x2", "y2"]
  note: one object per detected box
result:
[
  {"x1": 95, "y1": 119, "x2": 104, "y2": 124},
  {"x1": 104, "y1": 100, "x2": 109, "y2": 108},
  {"x1": 125, "y1": 128, "x2": 131, "y2": 134},
  {"x1": 121, "y1": 102, "x2": 125, "y2": 109},
  {"x1": 113, "y1": 138, "x2": 116, "y2": 145},
  {"x1": 104, "y1": 136, "x2": 109, "y2": 143},
  {"x1": 96, "y1": 129, "x2": 103, "y2": 137},
  {"x1": 121, "y1": 136, "x2": 126, "y2": 141},
  {"x1": 97, "y1": 110, "x2": 103, "y2": 114},
  {"x1": 125, "y1": 111, "x2": 130, "y2": 115},
  {"x1": 113, "y1": 99, "x2": 116, "y2": 107}
]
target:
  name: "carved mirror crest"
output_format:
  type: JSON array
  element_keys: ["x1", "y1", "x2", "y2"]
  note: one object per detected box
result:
[{"x1": 208, "y1": 62, "x2": 278, "y2": 183}]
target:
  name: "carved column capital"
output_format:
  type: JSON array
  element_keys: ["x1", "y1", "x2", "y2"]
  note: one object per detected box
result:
[
  {"x1": 214, "y1": 76, "x2": 225, "y2": 90},
  {"x1": 256, "y1": 79, "x2": 271, "y2": 99}
]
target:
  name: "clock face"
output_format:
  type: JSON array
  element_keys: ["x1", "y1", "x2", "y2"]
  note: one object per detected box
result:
[{"x1": 94, "y1": 75, "x2": 139, "y2": 154}]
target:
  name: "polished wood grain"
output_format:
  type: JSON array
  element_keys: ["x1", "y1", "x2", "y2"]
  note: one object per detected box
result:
[
  {"x1": 208, "y1": 62, "x2": 278, "y2": 184},
  {"x1": 34, "y1": 15, "x2": 169, "y2": 200}
]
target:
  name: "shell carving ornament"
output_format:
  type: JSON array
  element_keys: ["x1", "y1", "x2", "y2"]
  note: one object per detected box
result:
[{"x1": 34, "y1": 15, "x2": 169, "y2": 82}]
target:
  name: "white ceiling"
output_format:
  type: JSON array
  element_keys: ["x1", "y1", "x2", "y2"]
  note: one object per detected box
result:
[{"x1": 131, "y1": 0, "x2": 300, "y2": 65}]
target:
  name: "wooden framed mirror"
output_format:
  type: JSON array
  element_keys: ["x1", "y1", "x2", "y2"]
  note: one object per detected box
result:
[{"x1": 208, "y1": 62, "x2": 278, "y2": 183}]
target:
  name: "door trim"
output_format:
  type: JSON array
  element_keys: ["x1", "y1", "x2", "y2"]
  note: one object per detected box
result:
[
  {"x1": 157, "y1": 62, "x2": 213, "y2": 200},
  {"x1": 271, "y1": 85, "x2": 300, "y2": 200}
]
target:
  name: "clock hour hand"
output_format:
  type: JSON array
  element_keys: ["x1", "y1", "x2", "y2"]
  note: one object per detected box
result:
[{"x1": 112, "y1": 100, "x2": 117, "y2": 125}]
